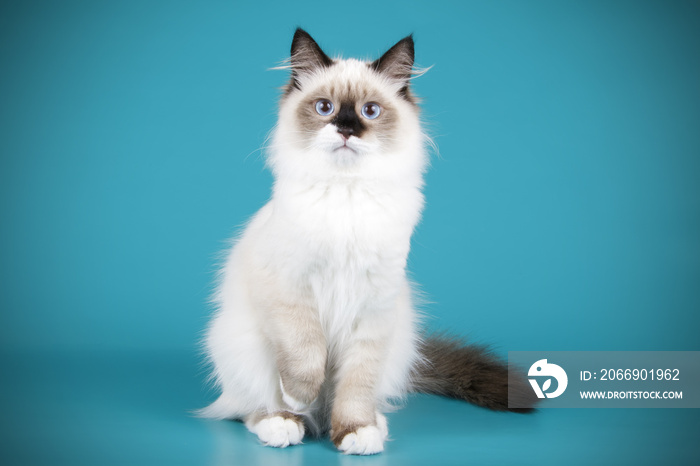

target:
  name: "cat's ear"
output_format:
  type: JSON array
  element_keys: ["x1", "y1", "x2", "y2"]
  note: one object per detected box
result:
[
  {"x1": 370, "y1": 35, "x2": 415, "y2": 87},
  {"x1": 289, "y1": 28, "x2": 333, "y2": 86}
]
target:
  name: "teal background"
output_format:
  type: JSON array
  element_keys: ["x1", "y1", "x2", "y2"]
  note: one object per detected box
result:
[{"x1": 1, "y1": 0, "x2": 699, "y2": 464}]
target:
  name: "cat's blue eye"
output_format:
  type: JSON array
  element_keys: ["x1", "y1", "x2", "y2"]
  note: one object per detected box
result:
[
  {"x1": 361, "y1": 102, "x2": 381, "y2": 120},
  {"x1": 315, "y1": 99, "x2": 334, "y2": 116}
]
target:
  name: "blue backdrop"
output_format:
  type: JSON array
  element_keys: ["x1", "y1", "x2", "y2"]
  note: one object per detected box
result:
[{"x1": 1, "y1": 1, "x2": 699, "y2": 465}]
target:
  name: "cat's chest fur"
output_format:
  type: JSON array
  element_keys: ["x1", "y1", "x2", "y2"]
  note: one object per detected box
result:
[
  {"x1": 274, "y1": 178, "x2": 418, "y2": 267},
  {"x1": 263, "y1": 177, "x2": 420, "y2": 326}
]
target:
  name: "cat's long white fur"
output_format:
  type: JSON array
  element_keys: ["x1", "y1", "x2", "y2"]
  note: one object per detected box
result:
[{"x1": 200, "y1": 57, "x2": 428, "y2": 440}]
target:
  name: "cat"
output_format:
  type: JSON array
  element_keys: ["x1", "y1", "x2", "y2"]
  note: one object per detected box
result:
[{"x1": 200, "y1": 28, "x2": 535, "y2": 455}]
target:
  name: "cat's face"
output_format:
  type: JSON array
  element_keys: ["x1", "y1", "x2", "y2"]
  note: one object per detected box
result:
[
  {"x1": 292, "y1": 60, "x2": 403, "y2": 160},
  {"x1": 269, "y1": 30, "x2": 426, "y2": 179}
]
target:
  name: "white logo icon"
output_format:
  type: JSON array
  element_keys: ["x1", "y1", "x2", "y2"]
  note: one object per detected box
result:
[{"x1": 528, "y1": 359, "x2": 568, "y2": 399}]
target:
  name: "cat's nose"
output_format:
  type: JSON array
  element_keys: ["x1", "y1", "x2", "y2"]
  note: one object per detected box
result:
[{"x1": 337, "y1": 127, "x2": 354, "y2": 139}]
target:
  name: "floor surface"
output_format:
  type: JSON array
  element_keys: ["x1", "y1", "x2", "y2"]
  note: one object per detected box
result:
[{"x1": 1, "y1": 350, "x2": 698, "y2": 465}]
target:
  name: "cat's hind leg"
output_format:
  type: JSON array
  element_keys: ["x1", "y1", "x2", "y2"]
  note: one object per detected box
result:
[{"x1": 244, "y1": 411, "x2": 305, "y2": 448}]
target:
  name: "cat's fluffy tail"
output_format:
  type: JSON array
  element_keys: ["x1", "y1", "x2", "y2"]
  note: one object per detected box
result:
[{"x1": 409, "y1": 335, "x2": 538, "y2": 412}]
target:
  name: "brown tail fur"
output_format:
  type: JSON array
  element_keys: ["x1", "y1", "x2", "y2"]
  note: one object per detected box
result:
[{"x1": 410, "y1": 335, "x2": 538, "y2": 412}]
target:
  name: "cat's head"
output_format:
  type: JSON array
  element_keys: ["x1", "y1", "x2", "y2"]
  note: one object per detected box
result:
[{"x1": 269, "y1": 29, "x2": 427, "y2": 182}]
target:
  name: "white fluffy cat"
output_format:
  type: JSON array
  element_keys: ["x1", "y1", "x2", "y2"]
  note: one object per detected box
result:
[{"x1": 200, "y1": 29, "x2": 534, "y2": 455}]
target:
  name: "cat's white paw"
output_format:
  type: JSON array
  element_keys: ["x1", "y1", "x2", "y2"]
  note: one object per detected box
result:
[
  {"x1": 337, "y1": 425, "x2": 385, "y2": 455},
  {"x1": 375, "y1": 412, "x2": 388, "y2": 441},
  {"x1": 280, "y1": 378, "x2": 310, "y2": 412},
  {"x1": 249, "y1": 415, "x2": 304, "y2": 448}
]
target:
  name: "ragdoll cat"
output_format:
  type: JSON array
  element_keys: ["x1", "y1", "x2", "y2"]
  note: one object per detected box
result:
[{"x1": 200, "y1": 28, "x2": 535, "y2": 455}]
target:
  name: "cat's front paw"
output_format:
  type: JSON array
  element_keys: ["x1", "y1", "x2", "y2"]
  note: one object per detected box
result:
[
  {"x1": 246, "y1": 413, "x2": 305, "y2": 448},
  {"x1": 331, "y1": 411, "x2": 389, "y2": 455},
  {"x1": 334, "y1": 425, "x2": 385, "y2": 455}
]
